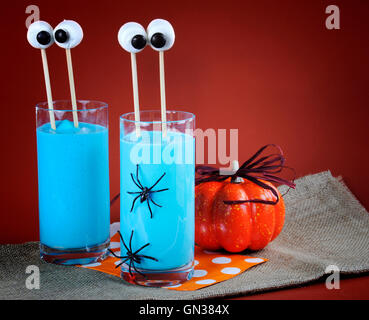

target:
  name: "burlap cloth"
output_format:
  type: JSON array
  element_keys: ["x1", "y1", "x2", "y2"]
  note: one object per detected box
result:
[{"x1": 1, "y1": 171, "x2": 368, "y2": 300}]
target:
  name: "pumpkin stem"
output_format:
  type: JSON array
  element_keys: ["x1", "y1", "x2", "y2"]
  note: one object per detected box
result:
[{"x1": 230, "y1": 160, "x2": 243, "y2": 183}]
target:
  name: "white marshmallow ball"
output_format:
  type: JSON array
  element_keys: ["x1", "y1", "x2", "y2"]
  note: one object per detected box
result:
[
  {"x1": 147, "y1": 19, "x2": 175, "y2": 51},
  {"x1": 54, "y1": 20, "x2": 83, "y2": 49},
  {"x1": 118, "y1": 22, "x2": 147, "y2": 53},
  {"x1": 27, "y1": 21, "x2": 54, "y2": 49}
]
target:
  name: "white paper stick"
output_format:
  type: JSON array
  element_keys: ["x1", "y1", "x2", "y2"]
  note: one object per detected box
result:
[
  {"x1": 159, "y1": 51, "x2": 167, "y2": 137},
  {"x1": 65, "y1": 48, "x2": 79, "y2": 128},
  {"x1": 40, "y1": 49, "x2": 56, "y2": 130},
  {"x1": 130, "y1": 52, "x2": 141, "y2": 137}
]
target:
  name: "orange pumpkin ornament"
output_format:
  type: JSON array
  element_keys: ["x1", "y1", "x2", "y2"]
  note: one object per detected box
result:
[{"x1": 195, "y1": 145, "x2": 294, "y2": 253}]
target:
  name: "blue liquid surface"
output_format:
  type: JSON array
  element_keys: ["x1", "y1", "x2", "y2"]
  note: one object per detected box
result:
[
  {"x1": 120, "y1": 131, "x2": 195, "y2": 270},
  {"x1": 37, "y1": 120, "x2": 110, "y2": 249}
]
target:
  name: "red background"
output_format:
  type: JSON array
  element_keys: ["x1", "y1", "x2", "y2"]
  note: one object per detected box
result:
[{"x1": 2, "y1": 0, "x2": 369, "y2": 247}]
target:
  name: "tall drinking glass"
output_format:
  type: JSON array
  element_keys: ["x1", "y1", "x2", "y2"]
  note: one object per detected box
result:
[
  {"x1": 36, "y1": 100, "x2": 110, "y2": 265},
  {"x1": 120, "y1": 110, "x2": 195, "y2": 287}
]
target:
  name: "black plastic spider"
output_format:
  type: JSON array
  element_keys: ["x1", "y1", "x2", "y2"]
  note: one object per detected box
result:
[
  {"x1": 108, "y1": 230, "x2": 158, "y2": 277},
  {"x1": 127, "y1": 164, "x2": 169, "y2": 218}
]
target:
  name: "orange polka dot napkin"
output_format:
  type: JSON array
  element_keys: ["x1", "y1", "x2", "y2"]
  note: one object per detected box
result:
[{"x1": 77, "y1": 228, "x2": 267, "y2": 291}]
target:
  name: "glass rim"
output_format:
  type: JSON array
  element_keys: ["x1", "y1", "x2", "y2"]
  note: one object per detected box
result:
[
  {"x1": 35, "y1": 99, "x2": 108, "y2": 112},
  {"x1": 120, "y1": 110, "x2": 195, "y2": 125}
]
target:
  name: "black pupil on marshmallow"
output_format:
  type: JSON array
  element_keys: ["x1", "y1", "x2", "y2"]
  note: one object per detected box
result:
[
  {"x1": 131, "y1": 35, "x2": 147, "y2": 50},
  {"x1": 36, "y1": 31, "x2": 51, "y2": 45},
  {"x1": 55, "y1": 29, "x2": 68, "y2": 43},
  {"x1": 151, "y1": 33, "x2": 166, "y2": 48}
]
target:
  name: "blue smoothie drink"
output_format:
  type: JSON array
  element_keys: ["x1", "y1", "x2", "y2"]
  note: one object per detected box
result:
[
  {"x1": 119, "y1": 111, "x2": 195, "y2": 285},
  {"x1": 36, "y1": 101, "x2": 110, "y2": 265}
]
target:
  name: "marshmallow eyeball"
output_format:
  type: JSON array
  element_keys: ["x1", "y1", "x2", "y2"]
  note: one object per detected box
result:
[
  {"x1": 27, "y1": 21, "x2": 54, "y2": 49},
  {"x1": 147, "y1": 19, "x2": 175, "y2": 51},
  {"x1": 54, "y1": 20, "x2": 83, "y2": 49},
  {"x1": 118, "y1": 22, "x2": 147, "y2": 53}
]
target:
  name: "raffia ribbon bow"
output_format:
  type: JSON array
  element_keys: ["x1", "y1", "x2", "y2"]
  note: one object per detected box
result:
[{"x1": 195, "y1": 144, "x2": 296, "y2": 205}]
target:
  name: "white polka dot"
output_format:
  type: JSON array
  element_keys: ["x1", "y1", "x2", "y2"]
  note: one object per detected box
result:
[
  {"x1": 164, "y1": 283, "x2": 182, "y2": 288},
  {"x1": 244, "y1": 258, "x2": 264, "y2": 263},
  {"x1": 82, "y1": 262, "x2": 101, "y2": 268},
  {"x1": 193, "y1": 269, "x2": 207, "y2": 277},
  {"x1": 196, "y1": 279, "x2": 216, "y2": 285},
  {"x1": 194, "y1": 260, "x2": 199, "y2": 266},
  {"x1": 203, "y1": 250, "x2": 219, "y2": 254},
  {"x1": 109, "y1": 242, "x2": 120, "y2": 249},
  {"x1": 212, "y1": 257, "x2": 231, "y2": 264},
  {"x1": 221, "y1": 267, "x2": 241, "y2": 275}
]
